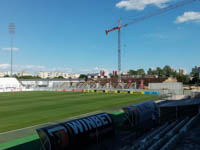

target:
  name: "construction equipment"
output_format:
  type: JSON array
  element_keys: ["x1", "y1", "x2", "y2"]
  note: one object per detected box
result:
[{"x1": 106, "y1": 0, "x2": 199, "y2": 82}]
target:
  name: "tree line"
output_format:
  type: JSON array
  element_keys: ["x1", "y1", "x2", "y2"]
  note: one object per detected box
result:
[{"x1": 128, "y1": 65, "x2": 200, "y2": 85}]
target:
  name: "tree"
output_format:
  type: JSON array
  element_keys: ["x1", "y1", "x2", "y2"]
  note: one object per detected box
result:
[
  {"x1": 128, "y1": 69, "x2": 145, "y2": 75},
  {"x1": 79, "y1": 74, "x2": 88, "y2": 81},
  {"x1": 57, "y1": 76, "x2": 64, "y2": 79},
  {"x1": 176, "y1": 74, "x2": 190, "y2": 84},
  {"x1": 137, "y1": 69, "x2": 145, "y2": 75},
  {"x1": 190, "y1": 72, "x2": 200, "y2": 85},
  {"x1": 147, "y1": 68, "x2": 153, "y2": 75},
  {"x1": 128, "y1": 70, "x2": 137, "y2": 75},
  {"x1": 17, "y1": 75, "x2": 41, "y2": 79},
  {"x1": 147, "y1": 68, "x2": 163, "y2": 76},
  {"x1": 156, "y1": 67, "x2": 164, "y2": 77},
  {"x1": 79, "y1": 74, "x2": 87, "y2": 79},
  {"x1": 163, "y1": 65, "x2": 173, "y2": 77}
]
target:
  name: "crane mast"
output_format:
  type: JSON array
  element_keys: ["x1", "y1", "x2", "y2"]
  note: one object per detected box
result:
[{"x1": 118, "y1": 20, "x2": 121, "y2": 82}]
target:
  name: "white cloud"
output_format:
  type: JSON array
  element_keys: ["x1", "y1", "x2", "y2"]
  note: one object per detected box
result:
[
  {"x1": 0, "y1": 64, "x2": 111, "y2": 74},
  {"x1": 75, "y1": 67, "x2": 100, "y2": 74},
  {"x1": 116, "y1": 0, "x2": 171, "y2": 11},
  {"x1": 0, "y1": 64, "x2": 45, "y2": 72},
  {"x1": 71, "y1": 67, "x2": 110, "y2": 74},
  {"x1": 2, "y1": 47, "x2": 20, "y2": 51},
  {"x1": 46, "y1": 67, "x2": 73, "y2": 73},
  {"x1": 17, "y1": 65, "x2": 45, "y2": 72},
  {"x1": 93, "y1": 67, "x2": 99, "y2": 71},
  {"x1": 175, "y1": 11, "x2": 200, "y2": 24},
  {"x1": 0, "y1": 64, "x2": 10, "y2": 70}
]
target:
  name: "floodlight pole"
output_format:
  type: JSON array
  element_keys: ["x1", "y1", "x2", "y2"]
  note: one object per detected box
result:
[
  {"x1": 9, "y1": 23, "x2": 15, "y2": 77},
  {"x1": 11, "y1": 34, "x2": 13, "y2": 77}
]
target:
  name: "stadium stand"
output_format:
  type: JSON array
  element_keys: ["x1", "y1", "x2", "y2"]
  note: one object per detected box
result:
[{"x1": 0, "y1": 78, "x2": 23, "y2": 92}]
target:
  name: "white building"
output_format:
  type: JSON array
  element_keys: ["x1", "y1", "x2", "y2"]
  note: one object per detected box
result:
[
  {"x1": 48, "y1": 72, "x2": 69, "y2": 79},
  {"x1": 18, "y1": 72, "x2": 33, "y2": 77},
  {"x1": 38, "y1": 72, "x2": 49, "y2": 79},
  {"x1": 37, "y1": 72, "x2": 78, "y2": 79},
  {"x1": 176, "y1": 68, "x2": 187, "y2": 75},
  {"x1": 69, "y1": 74, "x2": 80, "y2": 79},
  {"x1": 122, "y1": 72, "x2": 128, "y2": 75},
  {"x1": 0, "y1": 72, "x2": 5, "y2": 77},
  {"x1": 99, "y1": 70, "x2": 109, "y2": 76}
]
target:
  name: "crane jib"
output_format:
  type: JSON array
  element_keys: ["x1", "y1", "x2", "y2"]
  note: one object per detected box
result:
[{"x1": 106, "y1": 0, "x2": 198, "y2": 31}]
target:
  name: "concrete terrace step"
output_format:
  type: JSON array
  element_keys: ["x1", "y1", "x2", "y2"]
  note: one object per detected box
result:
[
  {"x1": 136, "y1": 114, "x2": 200, "y2": 150},
  {"x1": 161, "y1": 114, "x2": 200, "y2": 150},
  {"x1": 137, "y1": 123, "x2": 169, "y2": 150},
  {"x1": 147, "y1": 118, "x2": 189, "y2": 150}
]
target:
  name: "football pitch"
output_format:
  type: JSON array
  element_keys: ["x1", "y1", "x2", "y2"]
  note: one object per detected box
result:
[{"x1": 0, "y1": 91, "x2": 159, "y2": 133}]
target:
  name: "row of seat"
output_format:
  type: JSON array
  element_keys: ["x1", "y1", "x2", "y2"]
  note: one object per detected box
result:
[{"x1": 129, "y1": 113, "x2": 200, "y2": 150}]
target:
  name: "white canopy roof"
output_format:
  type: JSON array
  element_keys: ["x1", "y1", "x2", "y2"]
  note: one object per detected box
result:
[{"x1": 0, "y1": 78, "x2": 22, "y2": 88}]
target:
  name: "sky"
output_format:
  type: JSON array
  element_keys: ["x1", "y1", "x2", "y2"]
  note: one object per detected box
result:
[{"x1": 0, "y1": 0, "x2": 200, "y2": 74}]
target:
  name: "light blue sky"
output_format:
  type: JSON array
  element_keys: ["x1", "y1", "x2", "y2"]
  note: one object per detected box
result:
[{"x1": 0, "y1": 0, "x2": 199, "y2": 74}]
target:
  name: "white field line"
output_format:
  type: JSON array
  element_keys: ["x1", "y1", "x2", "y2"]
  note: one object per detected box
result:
[
  {"x1": 0, "y1": 110, "x2": 102, "y2": 135},
  {"x1": 0, "y1": 122, "x2": 56, "y2": 135},
  {"x1": 59, "y1": 110, "x2": 102, "y2": 121}
]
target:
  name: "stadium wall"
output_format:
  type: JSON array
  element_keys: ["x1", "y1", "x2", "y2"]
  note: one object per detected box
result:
[{"x1": 149, "y1": 82, "x2": 183, "y2": 95}]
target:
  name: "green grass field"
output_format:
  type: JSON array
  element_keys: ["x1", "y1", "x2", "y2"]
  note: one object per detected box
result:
[{"x1": 0, "y1": 91, "x2": 159, "y2": 133}]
